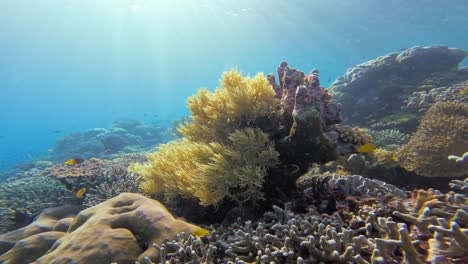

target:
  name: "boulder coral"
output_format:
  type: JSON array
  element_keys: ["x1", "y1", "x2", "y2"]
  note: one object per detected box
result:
[
  {"x1": 397, "y1": 101, "x2": 468, "y2": 177},
  {"x1": 329, "y1": 46, "x2": 467, "y2": 128},
  {"x1": 0, "y1": 193, "x2": 204, "y2": 264}
]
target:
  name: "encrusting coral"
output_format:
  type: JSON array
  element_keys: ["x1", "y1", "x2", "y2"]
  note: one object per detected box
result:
[
  {"x1": 396, "y1": 101, "x2": 468, "y2": 177},
  {"x1": 131, "y1": 128, "x2": 279, "y2": 206}
]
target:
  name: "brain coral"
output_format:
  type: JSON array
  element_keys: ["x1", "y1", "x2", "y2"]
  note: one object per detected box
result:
[{"x1": 397, "y1": 101, "x2": 468, "y2": 177}]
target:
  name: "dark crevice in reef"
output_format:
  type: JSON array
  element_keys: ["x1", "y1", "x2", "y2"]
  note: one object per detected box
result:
[{"x1": 367, "y1": 166, "x2": 463, "y2": 193}]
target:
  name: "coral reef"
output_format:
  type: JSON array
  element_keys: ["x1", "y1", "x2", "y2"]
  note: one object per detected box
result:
[
  {"x1": 404, "y1": 79, "x2": 468, "y2": 112},
  {"x1": 0, "y1": 193, "x2": 203, "y2": 264},
  {"x1": 328, "y1": 125, "x2": 372, "y2": 154},
  {"x1": 51, "y1": 118, "x2": 168, "y2": 162},
  {"x1": 397, "y1": 101, "x2": 468, "y2": 177},
  {"x1": 0, "y1": 175, "x2": 73, "y2": 234},
  {"x1": 329, "y1": 46, "x2": 467, "y2": 130},
  {"x1": 133, "y1": 63, "x2": 344, "y2": 209},
  {"x1": 82, "y1": 169, "x2": 143, "y2": 207},
  {"x1": 367, "y1": 128, "x2": 411, "y2": 151},
  {"x1": 132, "y1": 128, "x2": 279, "y2": 206},
  {"x1": 272, "y1": 62, "x2": 342, "y2": 163},
  {"x1": 44, "y1": 155, "x2": 143, "y2": 192},
  {"x1": 140, "y1": 176, "x2": 467, "y2": 263}
]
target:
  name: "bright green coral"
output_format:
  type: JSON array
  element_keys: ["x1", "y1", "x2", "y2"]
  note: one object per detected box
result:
[
  {"x1": 178, "y1": 69, "x2": 279, "y2": 143},
  {"x1": 131, "y1": 128, "x2": 278, "y2": 206}
]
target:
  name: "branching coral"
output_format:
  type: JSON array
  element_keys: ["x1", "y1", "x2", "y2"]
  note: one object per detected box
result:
[
  {"x1": 131, "y1": 128, "x2": 279, "y2": 206},
  {"x1": 0, "y1": 176, "x2": 73, "y2": 233},
  {"x1": 178, "y1": 70, "x2": 279, "y2": 143},
  {"x1": 396, "y1": 101, "x2": 468, "y2": 177},
  {"x1": 82, "y1": 172, "x2": 143, "y2": 207},
  {"x1": 367, "y1": 129, "x2": 411, "y2": 151}
]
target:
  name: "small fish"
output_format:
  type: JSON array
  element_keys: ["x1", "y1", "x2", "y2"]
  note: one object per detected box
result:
[
  {"x1": 64, "y1": 158, "x2": 84, "y2": 166},
  {"x1": 75, "y1": 187, "x2": 87, "y2": 198},
  {"x1": 392, "y1": 153, "x2": 400, "y2": 162},
  {"x1": 53, "y1": 130, "x2": 64, "y2": 134},
  {"x1": 459, "y1": 88, "x2": 468, "y2": 95},
  {"x1": 192, "y1": 227, "x2": 210, "y2": 237},
  {"x1": 357, "y1": 143, "x2": 377, "y2": 153}
]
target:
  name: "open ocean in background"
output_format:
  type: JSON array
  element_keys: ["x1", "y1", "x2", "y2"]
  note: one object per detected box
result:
[{"x1": 1, "y1": 0, "x2": 467, "y2": 171}]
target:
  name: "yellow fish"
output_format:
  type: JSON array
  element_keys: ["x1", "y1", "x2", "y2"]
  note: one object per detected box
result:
[
  {"x1": 459, "y1": 88, "x2": 468, "y2": 95},
  {"x1": 75, "y1": 187, "x2": 87, "y2": 198},
  {"x1": 392, "y1": 153, "x2": 400, "y2": 162},
  {"x1": 357, "y1": 143, "x2": 377, "y2": 153},
  {"x1": 192, "y1": 227, "x2": 210, "y2": 237},
  {"x1": 64, "y1": 158, "x2": 84, "y2": 166}
]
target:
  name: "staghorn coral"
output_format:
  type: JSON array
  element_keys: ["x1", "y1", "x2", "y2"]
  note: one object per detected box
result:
[
  {"x1": 450, "y1": 177, "x2": 468, "y2": 193},
  {"x1": 44, "y1": 156, "x2": 141, "y2": 195},
  {"x1": 178, "y1": 69, "x2": 279, "y2": 143},
  {"x1": 82, "y1": 171, "x2": 143, "y2": 207},
  {"x1": 396, "y1": 101, "x2": 468, "y2": 177},
  {"x1": 132, "y1": 128, "x2": 279, "y2": 206}
]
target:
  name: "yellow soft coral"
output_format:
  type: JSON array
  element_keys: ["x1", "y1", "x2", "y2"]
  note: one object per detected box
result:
[
  {"x1": 178, "y1": 70, "x2": 279, "y2": 143},
  {"x1": 131, "y1": 128, "x2": 279, "y2": 206}
]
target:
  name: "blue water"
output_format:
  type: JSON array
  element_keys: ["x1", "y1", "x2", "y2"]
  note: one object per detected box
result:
[{"x1": 1, "y1": 0, "x2": 468, "y2": 171}]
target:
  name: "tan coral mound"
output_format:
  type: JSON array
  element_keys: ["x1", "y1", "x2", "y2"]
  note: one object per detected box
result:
[
  {"x1": 0, "y1": 193, "x2": 203, "y2": 264},
  {"x1": 0, "y1": 206, "x2": 80, "y2": 263},
  {"x1": 397, "y1": 101, "x2": 468, "y2": 177}
]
